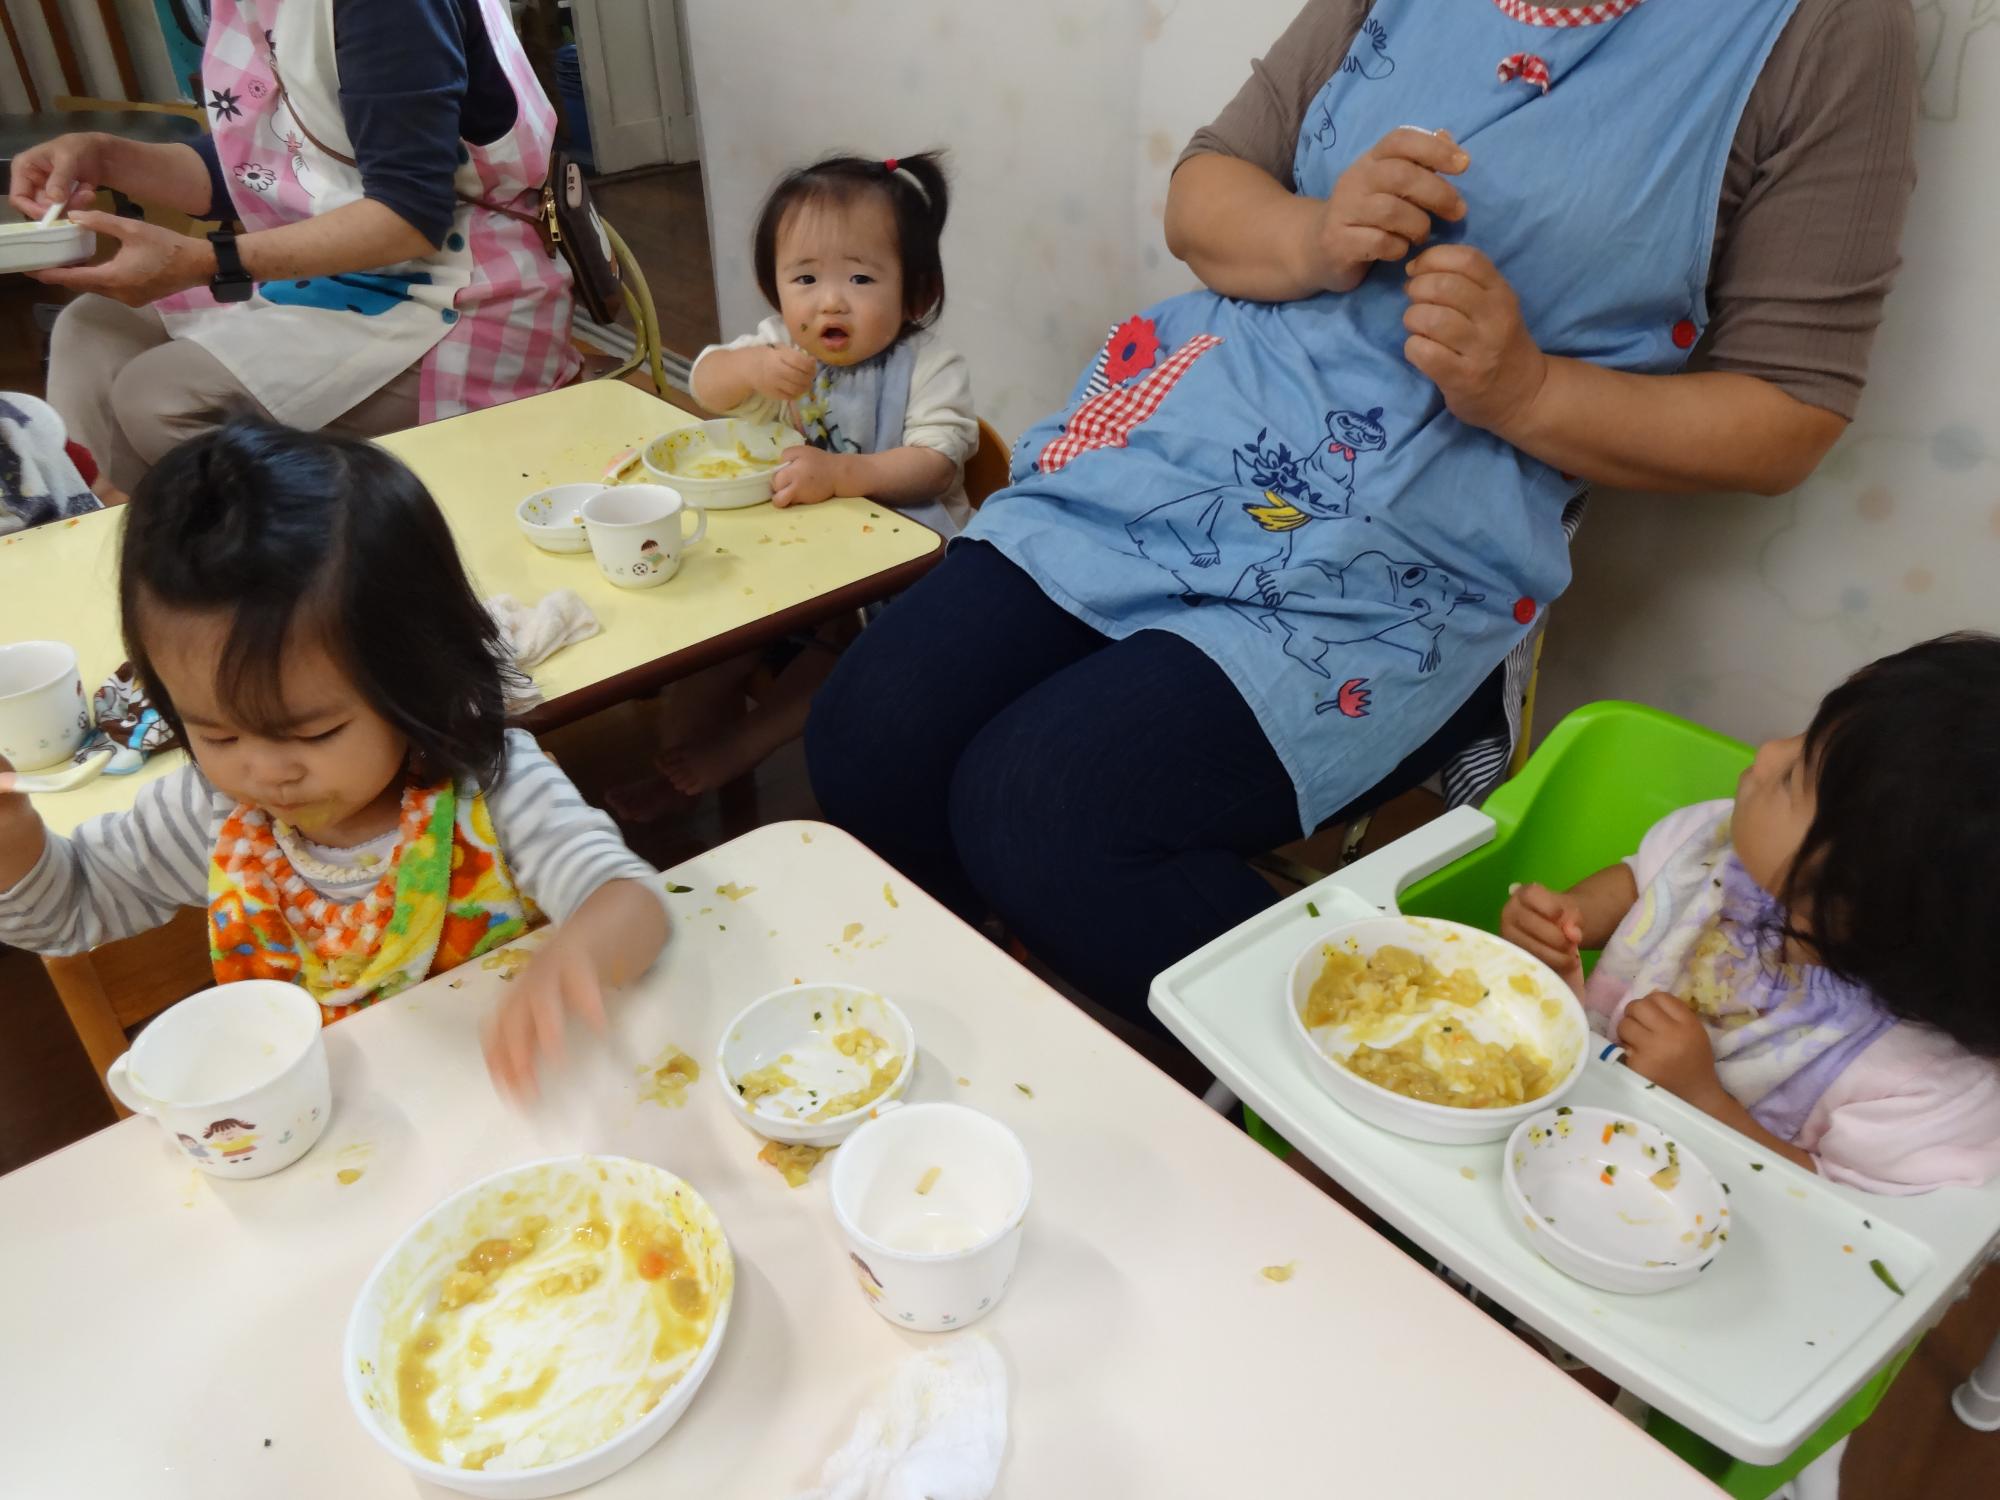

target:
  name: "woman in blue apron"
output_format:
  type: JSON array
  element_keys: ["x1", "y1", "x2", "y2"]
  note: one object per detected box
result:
[{"x1": 807, "y1": 0, "x2": 1916, "y2": 1028}]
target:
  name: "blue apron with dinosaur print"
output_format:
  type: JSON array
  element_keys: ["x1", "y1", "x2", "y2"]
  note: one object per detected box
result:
[{"x1": 966, "y1": 0, "x2": 1802, "y2": 829}]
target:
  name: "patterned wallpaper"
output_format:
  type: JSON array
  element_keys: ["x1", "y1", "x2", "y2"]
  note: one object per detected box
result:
[{"x1": 684, "y1": 1, "x2": 1996, "y2": 749}]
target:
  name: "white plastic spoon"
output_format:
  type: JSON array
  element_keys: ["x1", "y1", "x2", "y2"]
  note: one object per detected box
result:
[{"x1": 0, "y1": 747, "x2": 114, "y2": 795}]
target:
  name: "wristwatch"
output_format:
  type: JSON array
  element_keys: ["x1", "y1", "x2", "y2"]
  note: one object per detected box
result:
[{"x1": 207, "y1": 231, "x2": 254, "y2": 303}]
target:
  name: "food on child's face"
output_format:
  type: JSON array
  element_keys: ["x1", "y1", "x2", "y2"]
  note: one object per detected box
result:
[
  {"x1": 385, "y1": 1177, "x2": 725, "y2": 1472},
  {"x1": 1304, "y1": 944, "x2": 1559, "y2": 1109}
]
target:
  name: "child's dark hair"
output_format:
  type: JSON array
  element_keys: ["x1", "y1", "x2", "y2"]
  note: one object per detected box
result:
[
  {"x1": 119, "y1": 418, "x2": 514, "y2": 789},
  {"x1": 1780, "y1": 632, "x2": 2000, "y2": 1056},
  {"x1": 752, "y1": 151, "x2": 950, "y2": 336}
]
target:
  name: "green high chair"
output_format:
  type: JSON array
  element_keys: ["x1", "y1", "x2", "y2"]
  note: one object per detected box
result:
[{"x1": 1246, "y1": 700, "x2": 1917, "y2": 1499}]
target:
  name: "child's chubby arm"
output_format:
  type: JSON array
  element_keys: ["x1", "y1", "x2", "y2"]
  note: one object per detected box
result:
[
  {"x1": 1498, "y1": 862, "x2": 1637, "y2": 993},
  {"x1": 690, "y1": 343, "x2": 815, "y2": 415},
  {"x1": 0, "y1": 756, "x2": 210, "y2": 953},
  {"x1": 484, "y1": 878, "x2": 670, "y2": 1101},
  {"x1": 771, "y1": 444, "x2": 955, "y2": 509},
  {"x1": 1615, "y1": 991, "x2": 1817, "y2": 1172}
]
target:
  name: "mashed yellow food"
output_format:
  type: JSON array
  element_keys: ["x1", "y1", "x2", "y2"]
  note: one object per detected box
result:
[
  {"x1": 733, "y1": 1029, "x2": 902, "y2": 1121},
  {"x1": 1304, "y1": 944, "x2": 1557, "y2": 1109},
  {"x1": 670, "y1": 441, "x2": 777, "y2": 482}
]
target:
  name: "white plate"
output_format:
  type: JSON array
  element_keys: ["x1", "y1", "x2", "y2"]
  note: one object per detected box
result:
[
  {"x1": 641, "y1": 419, "x2": 801, "y2": 510},
  {"x1": 1505, "y1": 1104, "x2": 1730, "y2": 1294},
  {"x1": 345, "y1": 1155, "x2": 733, "y2": 1498},
  {"x1": 0, "y1": 219, "x2": 96, "y2": 274},
  {"x1": 716, "y1": 983, "x2": 915, "y2": 1146}
]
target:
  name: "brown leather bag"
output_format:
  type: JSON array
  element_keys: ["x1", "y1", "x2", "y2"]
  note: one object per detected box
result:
[{"x1": 271, "y1": 65, "x2": 624, "y2": 324}]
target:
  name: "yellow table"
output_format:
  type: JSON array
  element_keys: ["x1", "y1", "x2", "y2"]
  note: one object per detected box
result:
[{"x1": 1, "y1": 381, "x2": 942, "y2": 837}]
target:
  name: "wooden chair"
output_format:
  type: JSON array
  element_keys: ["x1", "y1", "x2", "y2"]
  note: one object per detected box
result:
[
  {"x1": 44, "y1": 907, "x2": 214, "y2": 1118},
  {"x1": 964, "y1": 420, "x2": 1010, "y2": 509}
]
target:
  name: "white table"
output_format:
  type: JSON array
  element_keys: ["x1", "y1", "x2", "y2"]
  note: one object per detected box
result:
[{"x1": 0, "y1": 823, "x2": 1722, "y2": 1498}]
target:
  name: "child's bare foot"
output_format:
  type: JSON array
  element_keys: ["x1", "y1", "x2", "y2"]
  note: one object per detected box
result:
[
  {"x1": 604, "y1": 770, "x2": 698, "y2": 825},
  {"x1": 660, "y1": 731, "x2": 761, "y2": 796}
]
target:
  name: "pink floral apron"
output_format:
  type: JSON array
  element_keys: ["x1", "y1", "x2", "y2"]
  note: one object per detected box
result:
[{"x1": 157, "y1": 0, "x2": 579, "y2": 427}]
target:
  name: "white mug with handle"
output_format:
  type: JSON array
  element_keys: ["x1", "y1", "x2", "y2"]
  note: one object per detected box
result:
[
  {"x1": 107, "y1": 980, "x2": 332, "y2": 1179},
  {"x1": 582, "y1": 484, "x2": 707, "y2": 589}
]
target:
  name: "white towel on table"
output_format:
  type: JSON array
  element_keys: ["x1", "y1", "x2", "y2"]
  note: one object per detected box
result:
[
  {"x1": 485, "y1": 591, "x2": 601, "y2": 710},
  {"x1": 791, "y1": 1335, "x2": 1009, "y2": 1500}
]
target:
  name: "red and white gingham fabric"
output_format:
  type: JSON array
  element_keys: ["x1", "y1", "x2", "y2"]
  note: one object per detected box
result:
[
  {"x1": 1036, "y1": 335, "x2": 1222, "y2": 475},
  {"x1": 1497, "y1": 52, "x2": 1553, "y2": 92},
  {"x1": 422, "y1": 0, "x2": 581, "y2": 421},
  {"x1": 1491, "y1": 0, "x2": 1645, "y2": 26}
]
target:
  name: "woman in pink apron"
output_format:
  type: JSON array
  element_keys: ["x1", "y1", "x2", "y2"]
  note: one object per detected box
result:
[{"x1": 9, "y1": 0, "x2": 579, "y2": 492}]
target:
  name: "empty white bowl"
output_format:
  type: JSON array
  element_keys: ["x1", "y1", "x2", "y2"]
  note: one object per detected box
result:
[
  {"x1": 515, "y1": 484, "x2": 601, "y2": 553},
  {"x1": 1504, "y1": 1105, "x2": 1731, "y2": 1294},
  {"x1": 716, "y1": 983, "x2": 915, "y2": 1147},
  {"x1": 1285, "y1": 915, "x2": 1589, "y2": 1144},
  {"x1": 344, "y1": 1155, "x2": 733, "y2": 1498},
  {"x1": 641, "y1": 419, "x2": 802, "y2": 510}
]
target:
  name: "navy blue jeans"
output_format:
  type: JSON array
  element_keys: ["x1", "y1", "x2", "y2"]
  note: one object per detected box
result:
[{"x1": 806, "y1": 542, "x2": 1501, "y2": 1026}]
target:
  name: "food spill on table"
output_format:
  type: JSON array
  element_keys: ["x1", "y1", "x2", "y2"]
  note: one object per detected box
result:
[
  {"x1": 637, "y1": 1046, "x2": 701, "y2": 1108},
  {"x1": 1260, "y1": 1262, "x2": 1297, "y2": 1283},
  {"x1": 1301, "y1": 943, "x2": 1559, "y2": 1108},
  {"x1": 883, "y1": 883, "x2": 899, "y2": 908},
  {"x1": 480, "y1": 948, "x2": 533, "y2": 982},
  {"x1": 1459, "y1": 1166, "x2": 1478, "y2": 1180},
  {"x1": 716, "y1": 883, "x2": 756, "y2": 901},
  {"x1": 1869, "y1": 1258, "x2": 1905, "y2": 1296},
  {"x1": 377, "y1": 1163, "x2": 727, "y2": 1471},
  {"x1": 1015, "y1": 1083, "x2": 1035, "y2": 1099},
  {"x1": 664, "y1": 881, "x2": 694, "y2": 894},
  {"x1": 842, "y1": 922, "x2": 864, "y2": 943},
  {"x1": 957, "y1": 1076, "x2": 971, "y2": 1087},
  {"x1": 759, "y1": 1140, "x2": 831, "y2": 1187},
  {"x1": 338, "y1": 1167, "x2": 367, "y2": 1186}
]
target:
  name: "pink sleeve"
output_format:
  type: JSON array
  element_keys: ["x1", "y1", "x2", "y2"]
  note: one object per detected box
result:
[
  {"x1": 1800, "y1": 1027, "x2": 2000, "y2": 1195},
  {"x1": 1626, "y1": 800, "x2": 1733, "y2": 890}
]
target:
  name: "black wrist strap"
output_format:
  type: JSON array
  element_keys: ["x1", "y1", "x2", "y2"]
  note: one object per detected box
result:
[{"x1": 208, "y1": 231, "x2": 248, "y2": 282}]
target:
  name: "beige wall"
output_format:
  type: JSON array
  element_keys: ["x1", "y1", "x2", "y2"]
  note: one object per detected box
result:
[{"x1": 684, "y1": 1, "x2": 1997, "y2": 749}]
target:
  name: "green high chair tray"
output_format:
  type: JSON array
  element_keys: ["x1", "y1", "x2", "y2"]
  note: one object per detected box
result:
[{"x1": 1150, "y1": 702, "x2": 2000, "y2": 1494}]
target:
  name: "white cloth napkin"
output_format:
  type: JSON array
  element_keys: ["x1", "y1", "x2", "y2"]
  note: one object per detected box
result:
[
  {"x1": 790, "y1": 1335, "x2": 1009, "y2": 1500},
  {"x1": 484, "y1": 591, "x2": 601, "y2": 709}
]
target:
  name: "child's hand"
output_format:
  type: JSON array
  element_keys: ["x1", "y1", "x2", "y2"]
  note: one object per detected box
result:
[
  {"x1": 1617, "y1": 991, "x2": 1724, "y2": 1108},
  {"x1": 753, "y1": 346, "x2": 816, "y2": 403},
  {"x1": 1500, "y1": 881, "x2": 1585, "y2": 983},
  {"x1": 772, "y1": 445, "x2": 843, "y2": 508},
  {"x1": 483, "y1": 933, "x2": 609, "y2": 1102}
]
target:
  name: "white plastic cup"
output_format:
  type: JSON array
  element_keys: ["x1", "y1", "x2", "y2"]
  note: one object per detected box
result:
[
  {"x1": 106, "y1": 981, "x2": 331, "y2": 1179},
  {"x1": 582, "y1": 483, "x2": 707, "y2": 589},
  {"x1": 829, "y1": 1103, "x2": 1031, "y2": 1331},
  {"x1": 0, "y1": 640, "x2": 88, "y2": 770}
]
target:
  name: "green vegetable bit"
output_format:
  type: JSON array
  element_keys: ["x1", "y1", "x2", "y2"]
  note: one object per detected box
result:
[
  {"x1": 1306, "y1": 901, "x2": 1320, "y2": 918},
  {"x1": 1869, "y1": 1258, "x2": 1905, "y2": 1297},
  {"x1": 665, "y1": 882, "x2": 694, "y2": 894}
]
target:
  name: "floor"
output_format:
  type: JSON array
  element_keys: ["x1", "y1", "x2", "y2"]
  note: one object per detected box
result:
[{"x1": 3, "y1": 169, "x2": 1996, "y2": 1497}]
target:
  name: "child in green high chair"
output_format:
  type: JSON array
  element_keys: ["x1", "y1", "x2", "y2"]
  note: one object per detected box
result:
[
  {"x1": 0, "y1": 419, "x2": 668, "y2": 1100},
  {"x1": 1502, "y1": 635, "x2": 2000, "y2": 1193}
]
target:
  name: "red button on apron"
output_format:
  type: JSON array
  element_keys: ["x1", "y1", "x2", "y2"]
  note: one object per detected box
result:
[
  {"x1": 1671, "y1": 319, "x2": 1698, "y2": 349},
  {"x1": 1513, "y1": 597, "x2": 1537, "y2": 624}
]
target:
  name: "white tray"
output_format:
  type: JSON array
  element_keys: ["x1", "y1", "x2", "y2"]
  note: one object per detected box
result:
[
  {"x1": 0, "y1": 219, "x2": 95, "y2": 273},
  {"x1": 1151, "y1": 807, "x2": 2000, "y2": 1463}
]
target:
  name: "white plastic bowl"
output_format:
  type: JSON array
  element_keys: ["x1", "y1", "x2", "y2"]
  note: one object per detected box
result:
[
  {"x1": 716, "y1": 983, "x2": 916, "y2": 1146},
  {"x1": 515, "y1": 483, "x2": 601, "y2": 553},
  {"x1": 344, "y1": 1155, "x2": 733, "y2": 1498},
  {"x1": 641, "y1": 419, "x2": 802, "y2": 510},
  {"x1": 1504, "y1": 1104, "x2": 1731, "y2": 1294},
  {"x1": 1285, "y1": 915, "x2": 1588, "y2": 1144}
]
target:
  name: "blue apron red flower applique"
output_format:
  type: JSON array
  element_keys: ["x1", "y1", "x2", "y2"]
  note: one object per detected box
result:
[
  {"x1": 1672, "y1": 318, "x2": 1698, "y2": 349},
  {"x1": 1036, "y1": 334, "x2": 1221, "y2": 474},
  {"x1": 1335, "y1": 679, "x2": 1373, "y2": 718},
  {"x1": 1102, "y1": 316, "x2": 1162, "y2": 385},
  {"x1": 1497, "y1": 53, "x2": 1552, "y2": 92},
  {"x1": 1514, "y1": 597, "x2": 1538, "y2": 624}
]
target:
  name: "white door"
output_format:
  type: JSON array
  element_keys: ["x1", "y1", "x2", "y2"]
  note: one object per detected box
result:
[{"x1": 568, "y1": 0, "x2": 699, "y2": 173}]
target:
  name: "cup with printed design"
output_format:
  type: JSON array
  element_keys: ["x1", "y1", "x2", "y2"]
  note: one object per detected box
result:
[
  {"x1": 581, "y1": 484, "x2": 707, "y2": 589},
  {"x1": 0, "y1": 640, "x2": 88, "y2": 770},
  {"x1": 106, "y1": 980, "x2": 332, "y2": 1178}
]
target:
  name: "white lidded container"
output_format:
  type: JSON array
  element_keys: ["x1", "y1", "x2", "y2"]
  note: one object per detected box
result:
[{"x1": 0, "y1": 217, "x2": 96, "y2": 274}]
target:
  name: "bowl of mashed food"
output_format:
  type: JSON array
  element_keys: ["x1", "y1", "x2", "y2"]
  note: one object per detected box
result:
[
  {"x1": 345, "y1": 1155, "x2": 732, "y2": 1498},
  {"x1": 1285, "y1": 915, "x2": 1588, "y2": 1144},
  {"x1": 641, "y1": 420, "x2": 803, "y2": 509},
  {"x1": 717, "y1": 983, "x2": 915, "y2": 1147}
]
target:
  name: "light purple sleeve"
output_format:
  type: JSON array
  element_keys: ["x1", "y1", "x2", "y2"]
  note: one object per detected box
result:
[{"x1": 1799, "y1": 1025, "x2": 2000, "y2": 1195}]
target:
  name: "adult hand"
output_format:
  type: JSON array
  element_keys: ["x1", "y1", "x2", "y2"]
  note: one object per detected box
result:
[
  {"x1": 483, "y1": 934, "x2": 608, "y2": 1102},
  {"x1": 753, "y1": 345, "x2": 816, "y2": 403},
  {"x1": 771, "y1": 445, "x2": 843, "y2": 508},
  {"x1": 29, "y1": 211, "x2": 215, "y2": 307},
  {"x1": 8, "y1": 132, "x2": 114, "y2": 218},
  {"x1": 1499, "y1": 881, "x2": 1585, "y2": 984},
  {"x1": 1310, "y1": 127, "x2": 1468, "y2": 293},
  {"x1": 1617, "y1": 991, "x2": 1724, "y2": 1108},
  {"x1": 1402, "y1": 245, "x2": 1549, "y2": 433}
]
